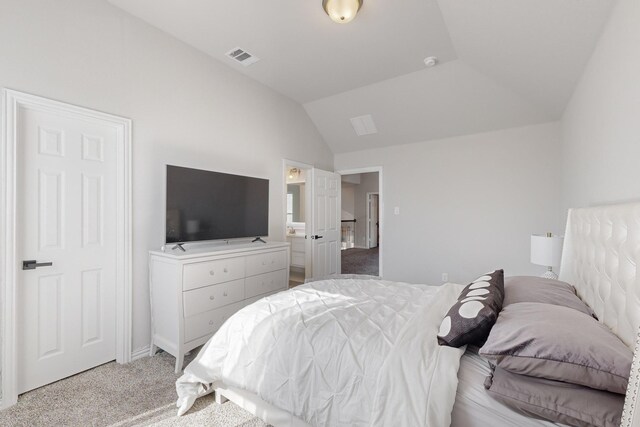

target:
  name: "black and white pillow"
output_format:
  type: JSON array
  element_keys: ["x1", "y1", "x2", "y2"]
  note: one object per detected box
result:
[{"x1": 437, "y1": 269, "x2": 504, "y2": 348}]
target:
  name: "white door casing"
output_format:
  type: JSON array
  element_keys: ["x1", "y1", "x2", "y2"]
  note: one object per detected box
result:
[
  {"x1": 310, "y1": 168, "x2": 341, "y2": 279},
  {"x1": 368, "y1": 193, "x2": 379, "y2": 248},
  {"x1": 1, "y1": 90, "x2": 132, "y2": 407}
]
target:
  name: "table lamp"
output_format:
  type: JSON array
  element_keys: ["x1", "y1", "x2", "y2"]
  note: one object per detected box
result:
[{"x1": 531, "y1": 232, "x2": 564, "y2": 279}]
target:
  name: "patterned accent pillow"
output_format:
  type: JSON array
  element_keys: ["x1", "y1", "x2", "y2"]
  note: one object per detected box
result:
[{"x1": 437, "y1": 269, "x2": 505, "y2": 348}]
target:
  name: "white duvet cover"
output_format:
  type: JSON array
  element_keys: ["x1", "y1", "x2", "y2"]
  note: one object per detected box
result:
[{"x1": 176, "y1": 278, "x2": 466, "y2": 427}]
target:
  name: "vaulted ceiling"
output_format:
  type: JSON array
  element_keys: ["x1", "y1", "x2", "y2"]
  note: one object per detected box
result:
[{"x1": 108, "y1": 0, "x2": 615, "y2": 153}]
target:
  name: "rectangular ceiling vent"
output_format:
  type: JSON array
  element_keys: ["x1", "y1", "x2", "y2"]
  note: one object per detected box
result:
[
  {"x1": 350, "y1": 115, "x2": 378, "y2": 136},
  {"x1": 226, "y1": 47, "x2": 260, "y2": 67}
]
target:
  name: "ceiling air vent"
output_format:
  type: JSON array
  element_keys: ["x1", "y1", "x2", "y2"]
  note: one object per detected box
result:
[
  {"x1": 350, "y1": 115, "x2": 378, "y2": 136},
  {"x1": 226, "y1": 47, "x2": 260, "y2": 67}
]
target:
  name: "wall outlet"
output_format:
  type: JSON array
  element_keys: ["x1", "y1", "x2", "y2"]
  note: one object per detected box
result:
[
  {"x1": 394, "y1": 207, "x2": 400, "y2": 215},
  {"x1": 442, "y1": 273, "x2": 449, "y2": 282}
]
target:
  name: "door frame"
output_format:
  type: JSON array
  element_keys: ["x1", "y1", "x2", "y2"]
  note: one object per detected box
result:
[
  {"x1": 366, "y1": 192, "x2": 380, "y2": 249},
  {"x1": 0, "y1": 89, "x2": 132, "y2": 408},
  {"x1": 282, "y1": 159, "x2": 313, "y2": 279},
  {"x1": 336, "y1": 166, "x2": 383, "y2": 277}
]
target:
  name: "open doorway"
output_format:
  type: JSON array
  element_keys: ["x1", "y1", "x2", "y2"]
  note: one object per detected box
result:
[
  {"x1": 283, "y1": 161, "x2": 311, "y2": 288},
  {"x1": 340, "y1": 171, "x2": 381, "y2": 276}
]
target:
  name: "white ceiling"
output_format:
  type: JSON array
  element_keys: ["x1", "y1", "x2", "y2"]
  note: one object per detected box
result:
[{"x1": 108, "y1": 0, "x2": 615, "y2": 153}]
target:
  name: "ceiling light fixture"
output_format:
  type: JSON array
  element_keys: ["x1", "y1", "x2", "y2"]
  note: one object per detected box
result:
[
  {"x1": 322, "y1": 0, "x2": 363, "y2": 24},
  {"x1": 288, "y1": 168, "x2": 300, "y2": 180}
]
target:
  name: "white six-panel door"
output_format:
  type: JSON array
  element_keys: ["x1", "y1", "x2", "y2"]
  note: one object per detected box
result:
[
  {"x1": 310, "y1": 169, "x2": 341, "y2": 278},
  {"x1": 17, "y1": 105, "x2": 118, "y2": 393}
]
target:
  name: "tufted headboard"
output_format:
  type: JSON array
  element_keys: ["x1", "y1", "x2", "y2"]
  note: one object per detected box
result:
[
  {"x1": 559, "y1": 203, "x2": 640, "y2": 426},
  {"x1": 558, "y1": 202, "x2": 640, "y2": 349}
]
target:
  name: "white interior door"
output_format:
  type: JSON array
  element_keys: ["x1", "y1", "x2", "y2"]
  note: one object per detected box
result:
[
  {"x1": 368, "y1": 194, "x2": 379, "y2": 248},
  {"x1": 16, "y1": 105, "x2": 118, "y2": 393},
  {"x1": 310, "y1": 168, "x2": 341, "y2": 279}
]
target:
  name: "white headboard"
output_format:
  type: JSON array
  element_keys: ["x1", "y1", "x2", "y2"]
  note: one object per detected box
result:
[
  {"x1": 558, "y1": 202, "x2": 640, "y2": 348},
  {"x1": 559, "y1": 203, "x2": 640, "y2": 426}
]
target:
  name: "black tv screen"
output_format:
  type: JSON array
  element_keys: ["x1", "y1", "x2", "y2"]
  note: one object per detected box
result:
[{"x1": 165, "y1": 165, "x2": 269, "y2": 243}]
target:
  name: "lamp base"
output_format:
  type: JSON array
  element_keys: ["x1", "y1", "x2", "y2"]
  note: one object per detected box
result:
[{"x1": 541, "y1": 269, "x2": 558, "y2": 280}]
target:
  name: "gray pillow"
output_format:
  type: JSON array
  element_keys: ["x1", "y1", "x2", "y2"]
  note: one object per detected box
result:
[
  {"x1": 504, "y1": 276, "x2": 596, "y2": 318},
  {"x1": 479, "y1": 303, "x2": 632, "y2": 394},
  {"x1": 485, "y1": 367, "x2": 624, "y2": 427}
]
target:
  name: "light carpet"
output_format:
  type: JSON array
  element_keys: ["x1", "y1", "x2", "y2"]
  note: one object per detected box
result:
[{"x1": 0, "y1": 351, "x2": 269, "y2": 427}]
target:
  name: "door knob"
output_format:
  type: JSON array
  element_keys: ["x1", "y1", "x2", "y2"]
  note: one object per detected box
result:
[
  {"x1": 310, "y1": 235, "x2": 324, "y2": 240},
  {"x1": 22, "y1": 260, "x2": 53, "y2": 270}
]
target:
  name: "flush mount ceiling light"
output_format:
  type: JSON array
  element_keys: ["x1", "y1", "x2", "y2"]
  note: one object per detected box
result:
[{"x1": 322, "y1": 0, "x2": 363, "y2": 24}]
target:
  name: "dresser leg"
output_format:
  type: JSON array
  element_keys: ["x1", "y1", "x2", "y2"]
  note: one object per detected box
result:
[
  {"x1": 215, "y1": 391, "x2": 228, "y2": 404},
  {"x1": 175, "y1": 353, "x2": 184, "y2": 374},
  {"x1": 149, "y1": 344, "x2": 159, "y2": 357}
]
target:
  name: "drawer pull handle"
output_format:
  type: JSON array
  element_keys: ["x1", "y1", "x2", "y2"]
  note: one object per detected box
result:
[
  {"x1": 223, "y1": 291, "x2": 228, "y2": 297},
  {"x1": 209, "y1": 270, "x2": 215, "y2": 276},
  {"x1": 209, "y1": 320, "x2": 214, "y2": 326},
  {"x1": 209, "y1": 296, "x2": 215, "y2": 300}
]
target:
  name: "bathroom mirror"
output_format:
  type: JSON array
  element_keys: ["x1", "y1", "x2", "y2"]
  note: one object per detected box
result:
[{"x1": 286, "y1": 183, "x2": 305, "y2": 223}]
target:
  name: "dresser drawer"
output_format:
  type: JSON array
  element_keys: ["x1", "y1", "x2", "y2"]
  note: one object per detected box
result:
[
  {"x1": 183, "y1": 257, "x2": 245, "y2": 291},
  {"x1": 246, "y1": 250, "x2": 287, "y2": 277},
  {"x1": 245, "y1": 269, "x2": 287, "y2": 298},
  {"x1": 184, "y1": 300, "x2": 246, "y2": 343},
  {"x1": 245, "y1": 289, "x2": 280, "y2": 305},
  {"x1": 183, "y1": 279, "x2": 245, "y2": 317}
]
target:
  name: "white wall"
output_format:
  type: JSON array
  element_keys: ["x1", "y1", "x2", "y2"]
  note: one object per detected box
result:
[
  {"x1": 335, "y1": 123, "x2": 563, "y2": 285},
  {"x1": 0, "y1": 0, "x2": 333, "y2": 353},
  {"x1": 561, "y1": 0, "x2": 640, "y2": 212}
]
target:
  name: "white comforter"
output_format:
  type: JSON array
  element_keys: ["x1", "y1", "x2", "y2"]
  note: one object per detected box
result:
[{"x1": 176, "y1": 278, "x2": 466, "y2": 427}]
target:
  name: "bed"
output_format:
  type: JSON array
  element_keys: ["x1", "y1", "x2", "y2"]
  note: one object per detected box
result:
[{"x1": 175, "y1": 202, "x2": 640, "y2": 427}]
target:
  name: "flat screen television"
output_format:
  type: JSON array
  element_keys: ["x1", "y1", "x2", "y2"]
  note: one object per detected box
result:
[{"x1": 165, "y1": 165, "x2": 269, "y2": 243}]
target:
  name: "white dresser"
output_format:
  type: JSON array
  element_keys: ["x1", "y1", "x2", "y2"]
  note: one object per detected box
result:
[{"x1": 148, "y1": 242, "x2": 290, "y2": 373}]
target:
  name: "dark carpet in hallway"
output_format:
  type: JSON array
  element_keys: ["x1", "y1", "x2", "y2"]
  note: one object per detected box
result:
[{"x1": 341, "y1": 247, "x2": 379, "y2": 276}]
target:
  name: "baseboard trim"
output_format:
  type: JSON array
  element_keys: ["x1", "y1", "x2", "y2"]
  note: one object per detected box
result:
[{"x1": 131, "y1": 346, "x2": 150, "y2": 361}]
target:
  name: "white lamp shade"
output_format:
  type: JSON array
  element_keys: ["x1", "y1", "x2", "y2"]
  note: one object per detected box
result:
[{"x1": 531, "y1": 234, "x2": 564, "y2": 267}]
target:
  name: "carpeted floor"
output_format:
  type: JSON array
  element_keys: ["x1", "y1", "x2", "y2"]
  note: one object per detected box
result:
[
  {"x1": 0, "y1": 351, "x2": 268, "y2": 427},
  {"x1": 341, "y1": 247, "x2": 379, "y2": 275}
]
